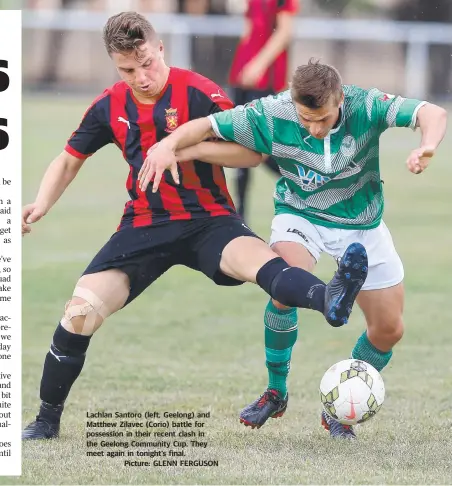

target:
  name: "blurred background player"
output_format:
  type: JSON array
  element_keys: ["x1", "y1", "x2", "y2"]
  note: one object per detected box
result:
[{"x1": 229, "y1": 0, "x2": 299, "y2": 220}]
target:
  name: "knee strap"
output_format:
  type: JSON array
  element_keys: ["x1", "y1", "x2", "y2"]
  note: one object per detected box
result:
[{"x1": 61, "y1": 286, "x2": 110, "y2": 335}]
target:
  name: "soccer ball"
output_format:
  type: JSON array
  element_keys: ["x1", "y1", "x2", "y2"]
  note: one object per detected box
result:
[{"x1": 319, "y1": 359, "x2": 385, "y2": 426}]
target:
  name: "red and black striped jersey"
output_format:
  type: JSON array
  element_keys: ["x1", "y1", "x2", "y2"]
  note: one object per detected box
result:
[{"x1": 65, "y1": 67, "x2": 236, "y2": 229}]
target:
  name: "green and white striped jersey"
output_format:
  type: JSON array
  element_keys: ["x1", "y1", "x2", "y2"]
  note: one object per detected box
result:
[{"x1": 208, "y1": 85, "x2": 425, "y2": 229}]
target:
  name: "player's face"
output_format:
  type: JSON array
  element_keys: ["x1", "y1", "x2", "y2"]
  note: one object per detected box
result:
[
  {"x1": 295, "y1": 93, "x2": 344, "y2": 139},
  {"x1": 112, "y1": 40, "x2": 169, "y2": 100}
]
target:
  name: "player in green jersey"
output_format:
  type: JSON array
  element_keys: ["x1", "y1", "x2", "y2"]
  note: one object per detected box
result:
[{"x1": 138, "y1": 59, "x2": 447, "y2": 439}]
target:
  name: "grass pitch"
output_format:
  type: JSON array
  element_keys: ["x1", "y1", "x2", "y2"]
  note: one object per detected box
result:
[{"x1": 10, "y1": 96, "x2": 452, "y2": 484}]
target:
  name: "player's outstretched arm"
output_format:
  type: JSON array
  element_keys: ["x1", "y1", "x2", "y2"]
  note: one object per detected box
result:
[
  {"x1": 176, "y1": 141, "x2": 265, "y2": 169},
  {"x1": 405, "y1": 103, "x2": 448, "y2": 174},
  {"x1": 22, "y1": 150, "x2": 85, "y2": 236}
]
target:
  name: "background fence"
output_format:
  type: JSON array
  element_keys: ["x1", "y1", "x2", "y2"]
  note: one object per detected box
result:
[{"x1": 18, "y1": 0, "x2": 452, "y2": 101}]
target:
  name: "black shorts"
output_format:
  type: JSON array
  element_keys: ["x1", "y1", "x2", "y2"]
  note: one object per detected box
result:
[{"x1": 82, "y1": 215, "x2": 259, "y2": 306}]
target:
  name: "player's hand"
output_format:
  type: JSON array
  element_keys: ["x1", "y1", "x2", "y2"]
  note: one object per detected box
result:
[
  {"x1": 239, "y1": 59, "x2": 266, "y2": 88},
  {"x1": 138, "y1": 142, "x2": 180, "y2": 193},
  {"x1": 406, "y1": 146, "x2": 435, "y2": 174},
  {"x1": 22, "y1": 203, "x2": 47, "y2": 236}
]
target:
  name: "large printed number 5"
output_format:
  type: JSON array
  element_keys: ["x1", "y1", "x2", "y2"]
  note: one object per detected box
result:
[
  {"x1": 0, "y1": 60, "x2": 9, "y2": 92},
  {"x1": 0, "y1": 60, "x2": 9, "y2": 150},
  {"x1": 0, "y1": 119, "x2": 8, "y2": 151}
]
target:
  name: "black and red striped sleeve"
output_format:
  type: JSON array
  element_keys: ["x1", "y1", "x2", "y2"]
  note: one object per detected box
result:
[
  {"x1": 186, "y1": 72, "x2": 234, "y2": 119},
  {"x1": 65, "y1": 91, "x2": 113, "y2": 159}
]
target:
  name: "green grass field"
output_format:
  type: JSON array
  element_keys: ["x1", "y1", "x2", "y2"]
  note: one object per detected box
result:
[{"x1": 10, "y1": 96, "x2": 452, "y2": 485}]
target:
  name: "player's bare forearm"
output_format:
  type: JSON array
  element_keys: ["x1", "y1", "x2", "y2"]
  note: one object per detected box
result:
[
  {"x1": 34, "y1": 151, "x2": 85, "y2": 212},
  {"x1": 253, "y1": 11, "x2": 294, "y2": 68},
  {"x1": 176, "y1": 141, "x2": 264, "y2": 168},
  {"x1": 416, "y1": 103, "x2": 448, "y2": 151},
  {"x1": 405, "y1": 104, "x2": 447, "y2": 174},
  {"x1": 160, "y1": 117, "x2": 215, "y2": 153}
]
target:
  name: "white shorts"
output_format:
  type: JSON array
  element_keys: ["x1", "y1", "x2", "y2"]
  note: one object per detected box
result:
[{"x1": 269, "y1": 213, "x2": 404, "y2": 291}]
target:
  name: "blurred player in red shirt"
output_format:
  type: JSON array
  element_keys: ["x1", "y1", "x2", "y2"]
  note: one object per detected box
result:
[{"x1": 229, "y1": 0, "x2": 299, "y2": 220}]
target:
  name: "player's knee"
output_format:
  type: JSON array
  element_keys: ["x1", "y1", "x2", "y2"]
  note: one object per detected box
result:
[
  {"x1": 257, "y1": 258, "x2": 312, "y2": 307},
  {"x1": 369, "y1": 316, "x2": 404, "y2": 347},
  {"x1": 387, "y1": 318, "x2": 404, "y2": 345},
  {"x1": 61, "y1": 286, "x2": 111, "y2": 336}
]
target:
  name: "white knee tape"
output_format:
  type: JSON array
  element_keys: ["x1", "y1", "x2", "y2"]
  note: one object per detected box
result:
[{"x1": 61, "y1": 286, "x2": 110, "y2": 335}]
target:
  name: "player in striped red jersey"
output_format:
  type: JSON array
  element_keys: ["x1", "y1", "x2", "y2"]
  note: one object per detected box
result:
[
  {"x1": 66, "y1": 66, "x2": 237, "y2": 228},
  {"x1": 21, "y1": 12, "x2": 368, "y2": 440}
]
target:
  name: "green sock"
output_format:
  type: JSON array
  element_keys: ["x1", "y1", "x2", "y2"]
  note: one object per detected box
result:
[
  {"x1": 264, "y1": 300, "x2": 298, "y2": 398},
  {"x1": 351, "y1": 331, "x2": 393, "y2": 372}
]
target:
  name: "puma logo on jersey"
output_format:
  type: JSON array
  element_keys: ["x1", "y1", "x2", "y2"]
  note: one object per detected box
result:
[
  {"x1": 211, "y1": 90, "x2": 224, "y2": 99},
  {"x1": 118, "y1": 116, "x2": 130, "y2": 129}
]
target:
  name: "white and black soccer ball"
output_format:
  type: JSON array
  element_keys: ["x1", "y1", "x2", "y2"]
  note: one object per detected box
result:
[{"x1": 319, "y1": 359, "x2": 385, "y2": 426}]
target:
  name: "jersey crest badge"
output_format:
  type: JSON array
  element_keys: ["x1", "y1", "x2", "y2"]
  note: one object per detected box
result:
[
  {"x1": 165, "y1": 108, "x2": 179, "y2": 133},
  {"x1": 340, "y1": 135, "x2": 357, "y2": 157}
]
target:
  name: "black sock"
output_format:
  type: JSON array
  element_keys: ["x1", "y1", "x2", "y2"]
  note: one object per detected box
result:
[
  {"x1": 236, "y1": 167, "x2": 250, "y2": 218},
  {"x1": 39, "y1": 401, "x2": 64, "y2": 424},
  {"x1": 39, "y1": 323, "x2": 92, "y2": 420},
  {"x1": 256, "y1": 258, "x2": 326, "y2": 312}
]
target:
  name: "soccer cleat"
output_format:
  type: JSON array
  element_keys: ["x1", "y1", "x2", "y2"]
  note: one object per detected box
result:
[
  {"x1": 240, "y1": 389, "x2": 288, "y2": 429},
  {"x1": 324, "y1": 242, "x2": 368, "y2": 327},
  {"x1": 321, "y1": 410, "x2": 357, "y2": 439},
  {"x1": 22, "y1": 417, "x2": 60, "y2": 440},
  {"x1": 22, "y1": 402, "x2": 63, "y2": 440}
]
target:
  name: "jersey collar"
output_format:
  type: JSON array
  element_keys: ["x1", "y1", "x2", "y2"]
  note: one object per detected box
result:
[{"x1": 329, "y1": 105, "x2": 344, "y2": 135}]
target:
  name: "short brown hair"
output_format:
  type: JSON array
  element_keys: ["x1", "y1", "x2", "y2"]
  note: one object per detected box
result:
[
  {"x1": 291, "y1": 58, "x2": 343, "y2": 109},
  {"x1": 103, "y1": 11, "x2": 157, "y2": 56}
]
